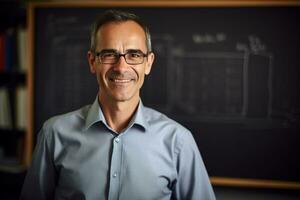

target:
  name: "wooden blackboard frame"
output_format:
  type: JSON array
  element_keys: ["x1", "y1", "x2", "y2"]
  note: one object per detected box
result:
[{"x1": 26, "y1": 0, "x2": 300, "y2": 190}]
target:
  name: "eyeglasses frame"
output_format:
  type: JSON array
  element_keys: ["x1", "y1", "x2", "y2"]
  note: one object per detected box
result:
[{"x1": 95, "y1": 50, "x2": 151, "y2": 65}]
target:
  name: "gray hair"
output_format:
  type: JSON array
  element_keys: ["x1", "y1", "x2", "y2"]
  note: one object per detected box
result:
[{"x1": 90, "y1": 10, "x2": 152, "y2": 53}]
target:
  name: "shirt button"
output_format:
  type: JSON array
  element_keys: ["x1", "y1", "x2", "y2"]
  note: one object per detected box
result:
[
  {"x1": 115, "y1": 137, "x2": 120, "y2": 143},
  {"x1": 113, "y1": 172, "x2": 117, "y2": 178}
]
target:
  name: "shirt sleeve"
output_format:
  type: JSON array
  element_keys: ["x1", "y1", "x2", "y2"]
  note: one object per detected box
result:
[
  {"x1": 20, "y1": 126, "x2": 57, "y2": 200},
  {"x1": 173, "y1": 131, "x2": 216, "y2": 200}
]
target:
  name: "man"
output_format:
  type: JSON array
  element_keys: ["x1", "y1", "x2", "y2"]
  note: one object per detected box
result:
[{"x1": 20, "y1": 10, "x2": 215, "y2": 200}]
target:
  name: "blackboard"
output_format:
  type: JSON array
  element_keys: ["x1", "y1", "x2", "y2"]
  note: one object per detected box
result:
[{"x1": 29, "y1": 2, "x2": 300, "y2": 189}]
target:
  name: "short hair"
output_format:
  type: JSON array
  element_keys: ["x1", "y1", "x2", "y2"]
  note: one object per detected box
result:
[{"x1": 90, "y1": 10, "x2": 152, "y2": 53}]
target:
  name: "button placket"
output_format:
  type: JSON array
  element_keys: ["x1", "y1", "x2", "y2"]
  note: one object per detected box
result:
[{"x1": 108, "y1": 136, "x2": 122, "y2": 200}]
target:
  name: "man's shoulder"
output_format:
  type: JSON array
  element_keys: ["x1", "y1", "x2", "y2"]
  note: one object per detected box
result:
[
  {"x1": 143, "y1": 106, "x2": 191, "y2": 134},
  {"x1": 42, "y1": 104, "x2": 91, "y2": 132},
  {"x1": 143, "y1": 106, "x2": 197, "y2": 152}
]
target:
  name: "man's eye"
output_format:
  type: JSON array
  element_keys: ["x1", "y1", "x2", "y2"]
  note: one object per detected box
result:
[
  {"x1": 129, "y1": 53, "x2": 142, "y2": 58},
  {"x1": 102, "y1": 53, "x2": 116, "y2": 58}
]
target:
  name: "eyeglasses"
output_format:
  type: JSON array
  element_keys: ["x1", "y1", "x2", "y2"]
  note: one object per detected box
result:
[{"x1": 95, "y1": 49, "x2": 149, "y2": 65}]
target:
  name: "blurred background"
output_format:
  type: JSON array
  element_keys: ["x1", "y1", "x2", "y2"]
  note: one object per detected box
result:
[{"x1": 0, "y1": 0, "x2": 299, "y2": 199}]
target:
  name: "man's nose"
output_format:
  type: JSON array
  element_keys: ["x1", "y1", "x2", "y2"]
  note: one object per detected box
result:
[{"x1": 113, "y1": 55, "x2": 128, "y2": 71}]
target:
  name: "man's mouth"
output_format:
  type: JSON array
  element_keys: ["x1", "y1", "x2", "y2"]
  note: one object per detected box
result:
[
  {"x1": 107, "y1": 71, "x2": 136, "y2": 85},
  {"x1": 110, "y1": 78, "x2": 132, "y2": 83}
]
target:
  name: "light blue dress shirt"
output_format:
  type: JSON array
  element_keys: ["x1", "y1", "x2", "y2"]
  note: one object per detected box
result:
[{"x1": 20, "y1": 97, "x2": 215, "y2": 200}]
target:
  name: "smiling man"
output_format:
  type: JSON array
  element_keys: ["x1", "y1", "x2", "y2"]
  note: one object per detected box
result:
[
  {"x1": 20, "y1": 10, "x2": 215, "y2": 200},
  {"x1": 88, "y1": 19, "x2": 154, "y2": 133}
]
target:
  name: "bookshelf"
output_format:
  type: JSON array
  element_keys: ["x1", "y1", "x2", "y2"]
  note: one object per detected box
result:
[{"x1": 0, "y1": 1, "x2": 28, "y2": 172}]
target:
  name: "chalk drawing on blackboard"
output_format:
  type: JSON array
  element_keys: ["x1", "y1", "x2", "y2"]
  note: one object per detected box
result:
[
  {"x1": 237, "y1": 36, "x2": 273, "y2": 118},
  {"x1": 168, "y1": 35, "x2": 274, "y2": 121},
  {"x1": 192, "y1": 33, "x2": 227, "y2": 44},
  {"x1": 142, "y1": 32, "x2": 275, "y2": 121},
  {"x1": 142, "y1": 34, "x2": 175, "y2": 112},
  {"x1": 174, "y1": 52, "x2": 245, "y2": 120},
  {"x1": 248, "y1": 35, "x2": 267, "y2": 54},
  {"x1": 42, "y1": 15, "x2": 94, "y2": 116}
]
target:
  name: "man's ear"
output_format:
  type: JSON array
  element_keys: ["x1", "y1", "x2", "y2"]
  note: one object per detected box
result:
[
  {"x1": 87, "y1": 51, "x2": 96, "y2": 74},
  {"x1": 145, "y1": 52, "x2": 155, "y2": 75}
]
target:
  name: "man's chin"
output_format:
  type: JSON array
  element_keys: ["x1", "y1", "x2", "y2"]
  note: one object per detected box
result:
[
  {"x1": 99, "y1": 88, "x2": 138, "y2": 103},
  {"x1": 110, "y1": 93, "x2": 133, "y2": 102}
]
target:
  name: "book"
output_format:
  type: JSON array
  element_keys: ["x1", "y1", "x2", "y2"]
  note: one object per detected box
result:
[
  {"x1": 15, "y1": 86, "x2": 27, "y2": 130},
  {"x1": 0, "y1": 87, "x2": 13, "y2": 129},
  {"x1": 17, "y1": 27, "x2": 27, "y2": 72},
  {"x1": 4, "y1": 28, "x2": 18, "y2": 72}
]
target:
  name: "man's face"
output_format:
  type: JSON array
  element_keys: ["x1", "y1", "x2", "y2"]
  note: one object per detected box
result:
[{"x1": 88, "y1": 21, "x2": 154, "y2": 103}]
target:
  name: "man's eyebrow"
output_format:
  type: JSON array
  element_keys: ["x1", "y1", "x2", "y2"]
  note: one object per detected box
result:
[
  {"x1": 97, "y1": 49, "x2": 144, "y2": 54},
  {"x1": 98, "y1": 49, "x2": 118, "y2": 53},
  {"x1": 125, "y1": 49, "x2": 144, "y2": 53}
]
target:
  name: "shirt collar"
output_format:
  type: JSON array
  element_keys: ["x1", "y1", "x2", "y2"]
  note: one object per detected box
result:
[
  {"x1": 84, "y1": 96, "x2": 149, "y2": 132},
  {"x1": 128, "y1": 100, "x2": 149, "y2": 132},
  {"x1": 84, "y1": 96, "x2": 106, "y2": 131}
]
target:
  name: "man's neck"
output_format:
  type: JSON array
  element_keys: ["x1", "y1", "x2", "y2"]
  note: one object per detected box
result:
[{"x1": 98, "y1": 94, "x2": 139, "y2": 133}]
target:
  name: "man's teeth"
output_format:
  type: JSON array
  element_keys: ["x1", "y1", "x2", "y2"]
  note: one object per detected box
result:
[{"x1": 112, "y1": 79, "x2": 131, "y2": 83}]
